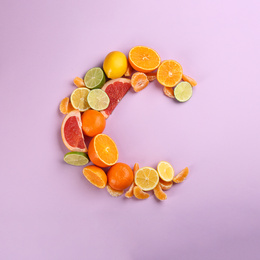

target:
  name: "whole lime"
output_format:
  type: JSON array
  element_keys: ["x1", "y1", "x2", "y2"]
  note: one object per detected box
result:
[{"x1": 103, "y1": 51, "x2": 128, "y2": 79}]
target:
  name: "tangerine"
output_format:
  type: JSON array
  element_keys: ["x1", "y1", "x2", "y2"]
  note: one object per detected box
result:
[
  {"x1": 107, "y1": 163, "x2": 134, "y2": 191},
  {"x1": 81, "y1": 110, "x2": 106, "y2": 137}
]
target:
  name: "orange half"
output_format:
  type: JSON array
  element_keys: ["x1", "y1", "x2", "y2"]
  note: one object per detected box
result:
[
  {"x1": 129, "y1": 46, "x2": 161, "y2": 73},
  {"x1": 157, "y1": 60, "x2": 183, "y2": 87}
]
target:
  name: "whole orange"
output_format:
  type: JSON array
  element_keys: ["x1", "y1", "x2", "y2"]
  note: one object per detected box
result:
[
  {"x1": 107, "y1": 163, "x2": 134, "y2": 190},
  {"x1": 81, "y1": 110, "x2": 106, "y2": 137}
]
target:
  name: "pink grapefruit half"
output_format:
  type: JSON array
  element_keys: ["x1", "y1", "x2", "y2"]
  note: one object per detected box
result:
[
  {"x1": 101, "y1": 78, "x2": 131, "y2": 118},
  {"x1": 61, "y1": 110, "x2": 87, "y2": 152}
]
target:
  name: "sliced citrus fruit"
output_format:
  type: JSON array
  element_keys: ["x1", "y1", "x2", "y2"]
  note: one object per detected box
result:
[
  {"x1": 70, "y1": 87, "x2": 90, "y2": 112},
  {"x1": 129, "y1": 46, "x2": 161, "y2": 73},
  {"x1": 101, "y1": 78, "x2": 131, "y2": 118},
  {"x1": 67, "y1": 102, "x2": 75, "y2": 113},
  {"x1": 88, "y1": 134, "x2": 118, "y2": 167},
  {"x1": 83, "y1": 165, "x2": 107, "y2": 188},
  {"x1": 84, "y1": 67, "x2": 106, "y2": 89},
  {"x1": 173, "y1": 167, "x2": 189, "y2": 183},
  {"x1": 146, "y1": 72, "x2": 157, "y2": 81},
  {"x1": 182, "y1": 74, "x2": 197, "y2": 87},
  {"x1": 135, "y1": 167, "x2": 159, "y2": 191},
  {"x1": 131, "y1": 72, "x2": 149, "y2": 92},
  {"x1": 103, "y1": 51, "x2": 128, "y2": 79},
  {"x1": 154, "y1": 184, "x2": 167, "y2": 201},
  {"x1": 59, "y1": 97, "x2": 70, "y2": 114},
  {"x1": 124, "y1": 61, "x2": 133, "y2": 77},
  {"x1": 163, "y1": 86, "x2": 175, "y2": 98},
  {"x1": 157, "y1": 60, "x2": 183, "y2": 87},
  {"x1": 107, "y1": 163, "x2": 133, "y2": 190},
  {"x1": 174, "y1": 82, "x2": 193, "y2": 102},
  {"x1": 159, "y1": 179, "x2": 173, "y2": 191},
  {"x1": 133, "y1": 186, "x2": 150, "y2": 199},
  {"x1": 61, "y1": 110, "x2": 87, "y2": 152},
  {"x1": 64, "y1": 152, "x2": 89, "y2": 166},
  {"x1": 87, "y1": 89, "x2": 110, "y2": 111},
  {"x1": 125, "y1": 162, "x2": 139, "y2": 198},
  {"x1": 106, "y1": 185, "x2": 124, "y2": 197},
  {"x1": 157, "y1": 161, "x2": 174, "y2": 182},
  {"x1": 73, "y1": 77, "x2": 85, "y2": 88}
]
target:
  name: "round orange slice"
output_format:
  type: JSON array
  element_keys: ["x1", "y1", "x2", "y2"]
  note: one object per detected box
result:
[
  {"x1": 61, "y1": 110, "x2": 87, "y2": 152},
  {"x1": 157, "y1": 60, "x2": 183, "y2": 87},
  {"x1": 128, "y1": 46, "x2": 161, "y2": 73},
  {"x1": 88, "y1": 134, "x2": 119, "y2": 168}
]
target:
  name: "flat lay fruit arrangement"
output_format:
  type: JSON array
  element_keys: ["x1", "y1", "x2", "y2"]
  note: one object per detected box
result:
[{"x1": 59, "y1": 46, "x2": 196, "y2": 200}]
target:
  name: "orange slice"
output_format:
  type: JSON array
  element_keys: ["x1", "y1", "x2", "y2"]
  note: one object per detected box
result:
[
  {"x1": 157, "y1": 60, "x2": 183, "y2": 87},
  {"x1": 133, "y1": 186, "x2": 149, "y2": 199},
  {"x1": 59, "y1": 97, "x2": 69, "y2": 114},
  {"x1": 125, "y1": 162, "x2": 139, "y2": 198},
  {"x1": 159, "y1": 179, "x2": 173, "y2": 191},
  {"x1": 106, "y1": 185, "x2": 124, "y2": 197},
  {"x1": 88, "y1": 134, "x2": 118, "y2": 167},
  {"x1": 154, "y1": 184, "x2": 167, "y2": 201},
  {"x1": 129, "y1": 46, "x2": 161, "y2": 73},
  {"x1": 182, "y1": 74, "x2": 197, "y2": 87},
  {"x1": 131, "y1": 72, "x2": 149, "y2": 92},
  {"x1": 73, "y1": 77, "x2": 86, "y2": 88},
  {"x1": 173, "y1": 167, "x2": 189, "y2": 183},
  {"x1": 83, "y1": 165, "x2": 107, "y2": 189},
  {"x1": 146, "y1": 72, "x2": 157, "y2": 81}
]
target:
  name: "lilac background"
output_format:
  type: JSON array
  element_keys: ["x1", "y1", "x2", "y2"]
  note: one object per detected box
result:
[{"x1": 1, "y1": 0, "x2": 260, "y2": 259}]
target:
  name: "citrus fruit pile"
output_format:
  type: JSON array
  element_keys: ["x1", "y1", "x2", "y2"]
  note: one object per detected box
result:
[{"x1": 59, "y1": 46, "x2": 195, "y2": 201}]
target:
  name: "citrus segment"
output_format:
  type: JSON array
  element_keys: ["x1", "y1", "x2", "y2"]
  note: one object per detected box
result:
[
  {"x1": 157, "y1": 161, "x2": 174, "y2": 182},
  {"x1": 83, "y1": 165, "x2": 107, "y2": 188},
  {"x1": 73, "y1": 77, "x2": 85, "y2": 88},
  {"x1": 61, "y1": 110, "x2": 87, "y2": 152},
  {"x1": 103, "y1": 51, "x2": 128, "y2": 79},
  {"x1": 182, "y1": 74, "x2": 197, "y2": 87},
  {"x1": 87, "y1": 89, "x2": 110, "y2": 111},
  {"x1": 154, "y1": 184, "x2": 167, "y2": 201},
  {"x1": 163, "y1": 86, "x2": 175, "y2": 98},
  {"x1": 124, "y1": 61, "x2": 133, "y2": 77},
  {"x1": 135, "y1": 167, "x2": 159, "y2": 191},
  {"x1": 129, "y1": 46, "x2": 161, "y2": 73},
  {"x1": 131, "y1": 72, "x2": 149, "y2": 92},
  {"x1": 64, "y1": 152, "x2": 89, "y2": 166},
  {"x1": 88, "y1": 134, "x2": 118, "y2": 167},
  {"x1": 106, "y1": 185, "x2": 124, "y2": 197},
  {"x1": 59, "y1": 97, "x2": 70, "y2": 114},
  {"x1": 84, "y1": 67, "x2": 106, "y2": 89},
  {"x1": 70, "y1": 87, "x2": 90, "y2": 112},
  {"x1": 107, "y1": 163, "x2": 133, "y2": 191},
  {"x1": 133, "y1": 186, "x2": 150, "y2": 199},
  {"x1": 146, "y1": 72, "x2": 157, "y2": 82},
  {"x1": 174, "y1": 82, "x2": 193, "y2": 102},
  {"x1": 101, "y1": 78, "x2": 131, "y2": 118},
  {"x1": 67, "y1": 102, "x2": 75, "y2": 113},
  {"x1": 159, "y1": 179, "x2": 173, "y2": 191},
  {"x1": 125, "y1": 163, "x2": 139, "y2": 198},
  {"x1": 81, "y1": 110, "x2": 106, "y2": 137},
  {"x1": 157, "y1": 60, "x2": 183, "y2": 87},
  {"x1": 173, "y1": 167, "x2": 189, "y2": 183}
]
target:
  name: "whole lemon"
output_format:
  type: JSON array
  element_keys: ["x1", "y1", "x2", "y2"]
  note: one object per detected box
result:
[{"x1": 103, "y1": 51, "x2": 128, "y2": 79}]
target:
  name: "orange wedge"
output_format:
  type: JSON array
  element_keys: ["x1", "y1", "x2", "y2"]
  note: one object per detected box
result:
[
  {"x1": 157, "y1": 60, "x2": 183, "y2": 87},
  {"x1": 88, "y1": 134, "x2": 118, "y2": 168},
  {"x1": 133, "y1": 186, "x2": 149, "y2": 199},
  {"x1": 73, "y1": 77, "x2": 86, "y2": 88},
  {"x1": 154, "y1": 184, "x2": 167, "y2": 201},
  {"x1": 125, "y1": 162, "x2": 139, "y2": 198},
  {"x1": 173, "y1": 167, "x2": 189, "y2": 183},
  {"x1": 163, "y1": 86, "x2": 175, "y2": 98},
  {"x1": 131, "y1": 72, "x2": 149, "y2": 92},
  {"x1": 182, "y1": 74, "x2": 197, "y2": 87},
  {"x1": 159, "y1": 179, "x2": 173, "y2": 191},
  {"x1": 106, "y1": 185, "x2": 124, "y2": 197},
  {"x1": 129, "y1": 46, "x2": 161, "y2": 73},
  {"x1": 83, "y1": 165, "x2": 107, "y2": 189},
  {"x1": 59, "y1": 97, "x2": 70, "y2": 114}
]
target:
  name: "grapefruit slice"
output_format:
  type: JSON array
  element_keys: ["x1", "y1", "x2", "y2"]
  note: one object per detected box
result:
[
  {"x1": 101, "y1": 78, "x2": 131, "y2": 118},
  {"x1": 61, "y1": 110, "x2": 87, "y2": 152}
]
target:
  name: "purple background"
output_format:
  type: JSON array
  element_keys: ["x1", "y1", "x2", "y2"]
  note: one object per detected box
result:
[{"x1": 1, "y1": 0, "x2": 260, "y2": 259}]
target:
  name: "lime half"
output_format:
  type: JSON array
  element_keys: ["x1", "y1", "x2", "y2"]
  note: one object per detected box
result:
[
  {"x1": 87, "y1": 89, "x2": 110, "y2": 111},
  {"x1": 70, "y1": 87, "x2": 90, "y2": 112},
  {"x1": 64, "y1": 152, "x2": 89, "y2": 166},
  {"x1": 174, "y1": 81, "x2": 193, "y2": 102},
  {"x1": 84, "y1": 67, "x2": 106, "y2": 89}
]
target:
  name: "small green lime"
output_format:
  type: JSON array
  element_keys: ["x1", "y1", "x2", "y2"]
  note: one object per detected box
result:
[
  {"x1": 87, "y1": 89, "x2": 110, "y2": 111},
  {"x1": 174, "y1": 81, "x2": 193, "y2": 102},
  {"x1": 84, "y1": 67, "x2": 106, "y2": 89},
  {"x1": 64, "y1": 152, "x2": 89, "y2": 166}
]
